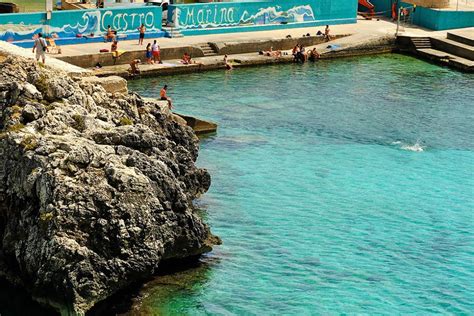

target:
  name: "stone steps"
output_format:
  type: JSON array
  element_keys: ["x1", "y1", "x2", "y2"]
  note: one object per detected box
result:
[
  {"x1": 162, "y1": 27, "x2": 183, "y2": 38},
  {"x1": 199, "y1": 43, "x2": 217, "y2": 56},
  {"x1": 430, "y1": 37, "x2": 474, "y2": 61},
  {"x1": 411, "y1": 37, "x2": 432, "y2": 49},
  {"x1": 447, "y1": 32, "x2": 474, "y2": 47},
  {"x1": 417, "y1": 48, "x2": 474, "y2": 72}
]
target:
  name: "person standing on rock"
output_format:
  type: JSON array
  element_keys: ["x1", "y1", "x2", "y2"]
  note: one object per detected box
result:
[
  {"x1": 32, "y1": 33, "x2": 48, "y2": 64},
  {"x1": 160, "y1": 85, "x2": 172, "y2": 109}
]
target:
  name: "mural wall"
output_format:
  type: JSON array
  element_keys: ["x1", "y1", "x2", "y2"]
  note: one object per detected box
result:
[
  {"x1": 168, "y1": 0, "x2": 357, "y2": 29},
  {"x1": 400, "y1": 1, "x2": 474, "y2": 30},
  {"x1": 0, "y1": 6, "x2": 162, "y2": 42}
]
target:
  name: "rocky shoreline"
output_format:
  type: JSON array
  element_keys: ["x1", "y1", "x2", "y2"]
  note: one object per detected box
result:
[{"x1": 0, "y1": 55, "x2": 220, "y2": 315}]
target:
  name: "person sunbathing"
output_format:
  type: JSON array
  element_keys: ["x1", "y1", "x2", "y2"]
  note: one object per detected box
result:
[
  {"x1": 181, "y1": 53, "x2": 203, "y2": 68},
  {"x1": 270, "y1": 50, "x2": 282, "y2": 57},
  {"x1": 262, "y1": 47, "x2": 282, "y2": 57},
  {"x1": 181, "y1": 53, "x2": 192, "y2": 64}
]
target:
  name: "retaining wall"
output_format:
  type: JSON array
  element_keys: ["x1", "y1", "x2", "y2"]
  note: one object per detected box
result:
[
  {"x1": 56, "y1": 34, "x2": 349, "y2": 68},
  {"x1": 401, "y1": 2, "x2": 474, "y2": 30}
]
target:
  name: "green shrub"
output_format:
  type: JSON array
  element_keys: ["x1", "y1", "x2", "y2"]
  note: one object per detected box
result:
[
  {"x1": 10, "y1": 105, "x2": 22, "y2": 113},
  {"x1": 7, "y1": 123, "x2": 25, "y2": 132},
  {"x1": 119, "y1": 117, "x2": 133, "y2": 126},
  {"x1": 39, "y1": 212, "x2": 53, "y2": 222},
  {"x1": 20, "y1": 135, "x2": 38, "y2": 151},
  {"x1": 72, "y1": 114, "x2": 86, "y2": 132}
]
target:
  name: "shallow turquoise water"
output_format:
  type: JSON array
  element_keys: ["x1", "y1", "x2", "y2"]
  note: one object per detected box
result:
[{"x1": 128, "y1": 54, "x2": 474, "y2": 315}]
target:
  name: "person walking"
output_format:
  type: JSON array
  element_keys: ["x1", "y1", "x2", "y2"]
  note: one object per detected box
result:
[
  {"x1": 32, "y1": 33, "x2": 48, "y2": 63},
  {"x1": 151, "y1": 40, "x2": 162, "y2": 64},
  {"x1": 138, "y1": 24, "x2": 146, "y2": 45}
]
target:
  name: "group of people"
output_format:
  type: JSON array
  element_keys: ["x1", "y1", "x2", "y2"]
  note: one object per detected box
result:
[
  {"x1": 145, "y1": 40, "x2": 162, "y2": 64},
  {"x1": 292, "y1": 44, "x2": 321, "y2": 63},
  {"x1": 33, "y1": 23, "x2": 335, "y2": 109}
]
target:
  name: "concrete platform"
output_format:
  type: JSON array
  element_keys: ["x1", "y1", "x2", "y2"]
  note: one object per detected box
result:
[
  {"x1": 430, "y1": 37, "x2": 474, "y2": 60},
  {"x1": 417, "y1": 48, "x2": 474, "y2": 71},
  {"x1": 447, "y1": 30, "x2": 474, "y2": 46},
  {"x1": 176, "y1": 114, "x2": 218, "y2": 135},
  {"x1": 49, "y1": 17, "x2": 448, "y2": 69},
  {"x1": 91, "y1": 31, "x2": 396, "y2": 79}
]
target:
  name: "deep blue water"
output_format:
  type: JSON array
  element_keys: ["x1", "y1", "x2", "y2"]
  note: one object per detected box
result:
[{"x1": 128, "y1": 54, "x2": 474, "y2": 315}]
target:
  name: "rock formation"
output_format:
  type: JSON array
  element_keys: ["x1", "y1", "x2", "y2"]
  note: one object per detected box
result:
[{"x1": 0, "y1": 55, "x2": 219, "y2": 315}]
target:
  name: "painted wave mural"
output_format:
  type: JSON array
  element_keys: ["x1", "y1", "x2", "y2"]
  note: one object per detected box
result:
[
  {"x1": 0, "y1": 12, "x2": 100, "y2": 42},
  {"x1": 0, "y1": 8, "x2": 161, "y2": 42},
  {"x1": 173, "y1": 3, "x2": 316, "y2": 29},
  {"x1": 241, "y1": 5, "x2": 316, "y2": 25}
]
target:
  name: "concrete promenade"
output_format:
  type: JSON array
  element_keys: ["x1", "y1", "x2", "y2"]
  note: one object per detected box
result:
[
  {"x1": 55, "y1": 17, "x2": 463, "y2": 58},
  {"x1": 1, "y1": 16, "x2": 473, "y2": 76}
]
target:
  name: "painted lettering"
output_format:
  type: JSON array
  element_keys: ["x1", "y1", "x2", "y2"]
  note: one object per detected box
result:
[
  {"x1": 220, "y1": 8, "x2": 228, "y2": 24},
  {"x1": 227, "y1": 8, "x2": 235, "y2": 23},
  {"x1": 121, "y1": 13, "x2": 128, "y2": 30},
  {"x1": 113, "y1": 13, "x2": 122, "y2": 30},
  {"x1": 130, "y1": 13, "x2": 138, "y2": 28},
  {"x1": 185, "y1": 8, "x2": 195, "y2": 26},
  {"x1": 145, "y1": 12, "x2": 154, "y2": 27},
  {"x1": 101, "y1": 11, "x2": 112, "y2": 30},
  {"x1": 213, "y1": 5, "x2": 217, "y2": 24},
  {"x1": 197, "y1": 9, "x2": 204, "y2": 25},
  {"x1": 206, "y1": 9, "x2": 212, "y2": 24}
]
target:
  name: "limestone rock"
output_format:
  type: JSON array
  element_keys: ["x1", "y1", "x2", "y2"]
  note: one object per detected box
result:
[
  {"x1": 0, "y1": 55, "x2": 219, "y2": 315},
  {"x1": 81, "y1": 75, "x2": 128, "y2": 94}
]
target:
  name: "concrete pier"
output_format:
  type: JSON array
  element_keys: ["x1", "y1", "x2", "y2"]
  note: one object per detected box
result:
[{"x1": 397, "y1": 29, "x2": 474, "y2": 72}]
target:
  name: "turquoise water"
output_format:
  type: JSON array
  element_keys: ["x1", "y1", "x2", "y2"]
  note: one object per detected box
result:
[{"x1": 128, "y1": 54, "x2": 474, "y2": 315}]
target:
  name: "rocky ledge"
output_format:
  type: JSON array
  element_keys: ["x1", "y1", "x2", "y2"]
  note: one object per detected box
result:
[{"x1": 0, "y1": 55, "x2": 219, "y2": 315}]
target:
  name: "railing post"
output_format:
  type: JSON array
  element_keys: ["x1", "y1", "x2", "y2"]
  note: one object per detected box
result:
[{"x1": 395, "y1": 7, "x2": 401, "y2": 36}]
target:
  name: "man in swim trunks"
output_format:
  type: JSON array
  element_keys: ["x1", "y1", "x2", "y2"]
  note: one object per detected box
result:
[
  {"x1": 160, "y1": 85, "x2": 172, "y2": 109},
  {"x1": 138, "y1": 24, "x2": 146, "y2": 45}
]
